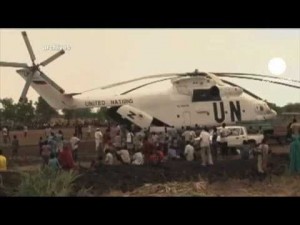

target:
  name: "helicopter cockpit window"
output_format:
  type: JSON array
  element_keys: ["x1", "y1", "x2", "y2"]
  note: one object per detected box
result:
[{"x1": 192, "y1": 88, "x2": 221, "y2": 102}]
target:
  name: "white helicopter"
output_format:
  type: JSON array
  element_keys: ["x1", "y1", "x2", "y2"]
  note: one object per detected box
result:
[{"x1": 1, "y1": 31, "x2": 299, "y2": 129}]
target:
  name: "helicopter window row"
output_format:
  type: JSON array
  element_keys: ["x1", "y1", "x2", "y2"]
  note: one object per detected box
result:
[{"x1": 192, "y1": 88, "x2": 221, "y2": 102}]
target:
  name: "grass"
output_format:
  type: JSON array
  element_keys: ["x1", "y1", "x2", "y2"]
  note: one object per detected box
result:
[{"x1": 14, "y1": 167, "x2": 80, "y2": 196}]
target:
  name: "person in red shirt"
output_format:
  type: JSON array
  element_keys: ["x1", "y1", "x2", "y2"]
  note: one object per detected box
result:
[
  {"x1": 143, "y1": 136, "x2": 154, "y2": 163},
  {"x1": 149, "y1": 144, "x2": 164, "y2": 165},
  {"x1": 58, "y1": 141, "x2": 75, "y2": 170}
]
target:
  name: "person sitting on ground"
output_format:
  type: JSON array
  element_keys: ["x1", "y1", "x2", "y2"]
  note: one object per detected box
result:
[
  {"x1": 132, "y1": 148, "x2": 144, "y2": 165},
  {"x1": 48, "y1": 153, "x2": 61, "y2": 171},
  {"x1": 0, "y1": 149, "x2": 7, "y2": 171},
  {"x1": 149, "y1": 145, "x2": 165, "y2": 165},
  {"x1": 184, "y1": 141, "x2": 195, "y2": 162},
  {"x1": 58, "y1": 141, "x2": 75, "y2": 170},
  {"x1": 116, "y1": 147, "x2": 131, "y2": 164},
  {"x1": 104, "y1": 148, "x2": 114, "y2": 165},
  {"x1": 168, "y1": 145, "x2": 179, "y2": 160}
]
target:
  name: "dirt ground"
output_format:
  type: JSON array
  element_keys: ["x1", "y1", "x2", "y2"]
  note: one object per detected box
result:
[{"x1": 0, "y1": 128, "x2": 296, "y2": 196}]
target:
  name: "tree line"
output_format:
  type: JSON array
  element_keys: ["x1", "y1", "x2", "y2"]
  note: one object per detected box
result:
[{"x1": 0, "y1": 97, "x2": 108, "y2": 129}]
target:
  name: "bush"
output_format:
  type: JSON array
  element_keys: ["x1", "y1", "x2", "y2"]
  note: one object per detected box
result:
[{"x1": 15, "y1": 167, "x2": 80, "y2": 196}]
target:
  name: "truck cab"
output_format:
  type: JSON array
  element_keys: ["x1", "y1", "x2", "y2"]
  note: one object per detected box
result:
[{"x1": 216, "y1": 125, "x2": 264, "y2": 148}]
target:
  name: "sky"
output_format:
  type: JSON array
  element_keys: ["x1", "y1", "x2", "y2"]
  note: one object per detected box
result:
[{"x1": 0, "y1": 29, "x2": 299, "y2": 107}]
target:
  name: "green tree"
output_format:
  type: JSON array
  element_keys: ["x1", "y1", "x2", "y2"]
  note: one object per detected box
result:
[
  {"x1": 282, "y1": 103, "x2": 300, "y2": 113},
  {"x1": 35, "y1": 97, "x2": 58, "y2": 123},
  {"x1": 62, "y1": 108, "x2": 94, "y2": 121},
  {"x1": 0, "y1": 98, "x2": 16, "y2": 122},
  {"x1": 15, "y1": 101, "x2": 35, "y2": 125},
  {"x1": 96, "y1": 107, "x2": 108, "y2": 122},
  {"x1": 267, "y1": 102, "x2": 283, "y2": 114}
]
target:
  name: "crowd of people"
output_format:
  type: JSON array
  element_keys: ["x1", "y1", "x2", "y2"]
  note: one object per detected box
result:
[{"x1": 0, "y1": 120, "x2": 299, "y2": 176}]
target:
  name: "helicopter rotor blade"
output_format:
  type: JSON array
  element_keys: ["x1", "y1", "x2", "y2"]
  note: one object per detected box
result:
[
  {"x1": 21, "y1": 31, "x2": 36, "y2": 63},
  {"x1": 214, "y1": 72, "x2": 300, "y2": 84},
  {"x1": 221, "y1": 79, "x2": 263, "y2": 100},
  {"x1": 19, "y1": 71, "x2": 36, "y2": 103},
  {"x1": 39, "y1": 49, "x2": 65, "y2": 67},
  {"x1": 100, "y1": 73, "x2": 180, "y2": 90},
  {"x1": 120, "y1": 78, "x2": 172, "y2": 95},
  {"x1": 218, "y1": 75, "x2": 300, "y2": 89},
  {"x1": 0, "y1": 61, "x2": 29, "y2": 68},
  {"x1": 83, "y1": 70, "x2": 207, "y2": 93}
]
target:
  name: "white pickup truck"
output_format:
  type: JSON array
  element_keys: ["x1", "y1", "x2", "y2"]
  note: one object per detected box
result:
[{"x1": 215, "y1": 126, "x2": 264, "y2": 148}]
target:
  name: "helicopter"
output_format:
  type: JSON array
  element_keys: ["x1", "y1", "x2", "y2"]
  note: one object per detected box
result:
[{"x1": 1, "y1": 31, "x2": 299, "y2": 129}]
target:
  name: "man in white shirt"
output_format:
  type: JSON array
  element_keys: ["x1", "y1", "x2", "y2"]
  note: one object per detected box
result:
[
  {"x1": 70, "y1": 133, "x2": 80, "y2": 162},
  {"x1": 24, "y1": 125, "x2": 28, "y2": 138},
  {"x1": 116, "y1": 148, "x2": 131, "y2": 164},
  {"x1": 94, "y1": 128, "x2": 103, "y2": 152},
  {"x1": 2, "y1": 127, "x2": 8, "y2": 144},
  {"x1": 198, "y1": 127, "x2": 213, "y2": 166},
  {"x1": 126, "y1": 131, "x2": 134, "y2": 151},
  {"x1": 132, "y1": 149, "x2": 144, "y2": 165},
  {"x1": 114, "y1": 131, "x2": 122, "y2": 149},
  {"x1": 104, "y1": 149, "x2": 114, "y2": 165},
  {"x1": 87, "y1": 124, "x2": 92, "y2": 139},
  {"x1": 182, "y1": 129, "x2": 191, "y2": 144},
  {"x1": 219, "y1": 123, "x2": 230, "y2": 159},
  {"x1": 184, "y1": 141, "x2": 195, "y2": 161}
]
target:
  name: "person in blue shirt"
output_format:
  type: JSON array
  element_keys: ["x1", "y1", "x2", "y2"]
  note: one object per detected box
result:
[{"x1": 48, "y1": 153, "x2": 61, "y2": 171}]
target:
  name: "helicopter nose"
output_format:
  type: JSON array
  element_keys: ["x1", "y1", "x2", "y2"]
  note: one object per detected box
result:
[{"x1": 270, "y1": 109, "x2": 277, "y2": 118}]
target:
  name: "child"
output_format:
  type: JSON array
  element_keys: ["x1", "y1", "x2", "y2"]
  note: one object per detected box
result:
[{"x1": 48, "y1": 153, "x2": 61, "y2": 171}]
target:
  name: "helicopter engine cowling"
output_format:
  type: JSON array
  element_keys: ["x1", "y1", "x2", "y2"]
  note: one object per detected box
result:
[{"x1": 210, "y1": 85, "x2": 243, "y2": 98}]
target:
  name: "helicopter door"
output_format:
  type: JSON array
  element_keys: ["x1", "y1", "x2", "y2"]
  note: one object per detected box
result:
[{"x1": 182, "y1": 111, "x2": 191, "y2": 127}]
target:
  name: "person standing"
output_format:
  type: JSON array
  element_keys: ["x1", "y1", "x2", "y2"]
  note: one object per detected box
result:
[
  {"x1": 289, "y1": 128, "x2": 300, "y2": 174},
  {"x1": 219, "y1": 123, "x2": 230, "y2": 159},
  {"x1": 38, "y1": 137, "x2": 44, "y2": 156},
  {"x1": 211, "y1": 127, "x2": 218, "y2": 161},
  {"x1": 255, "y1": 138, "x2": 269, "y2": 174},
  {"x1": 58, "y1": 141, "x2": 75, "y2": 170},
  {"x1": 56, "y1": 130, "x2": 64, "y2": 153},
  {"x1": 198, "y1": 127, "x2": 213, "y2": 166},
  {"x1": 11, "y1": 135, "x2": 19, "y2": 159},
  {"x1": 95, "y1": 128, "x2": 103, "y2": 153},
  {"x1": 87, "y1": 124, "x2": 92, "y2": 140},
  {"x1": 2, "y1": 127, "x2": 8, "y2": 144},
  {"x1": 23, "y1": 125, "x2": 28, "y2": 138},
  {"x1": 0, "y1": 149, "x2": 7, "y2": 171},
  {"x1": 70, "y1": 133, "x2": 80, "y2": 162},
  {"x1": 126, "y1": 130, "x2": 134, "y2": 152}
]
